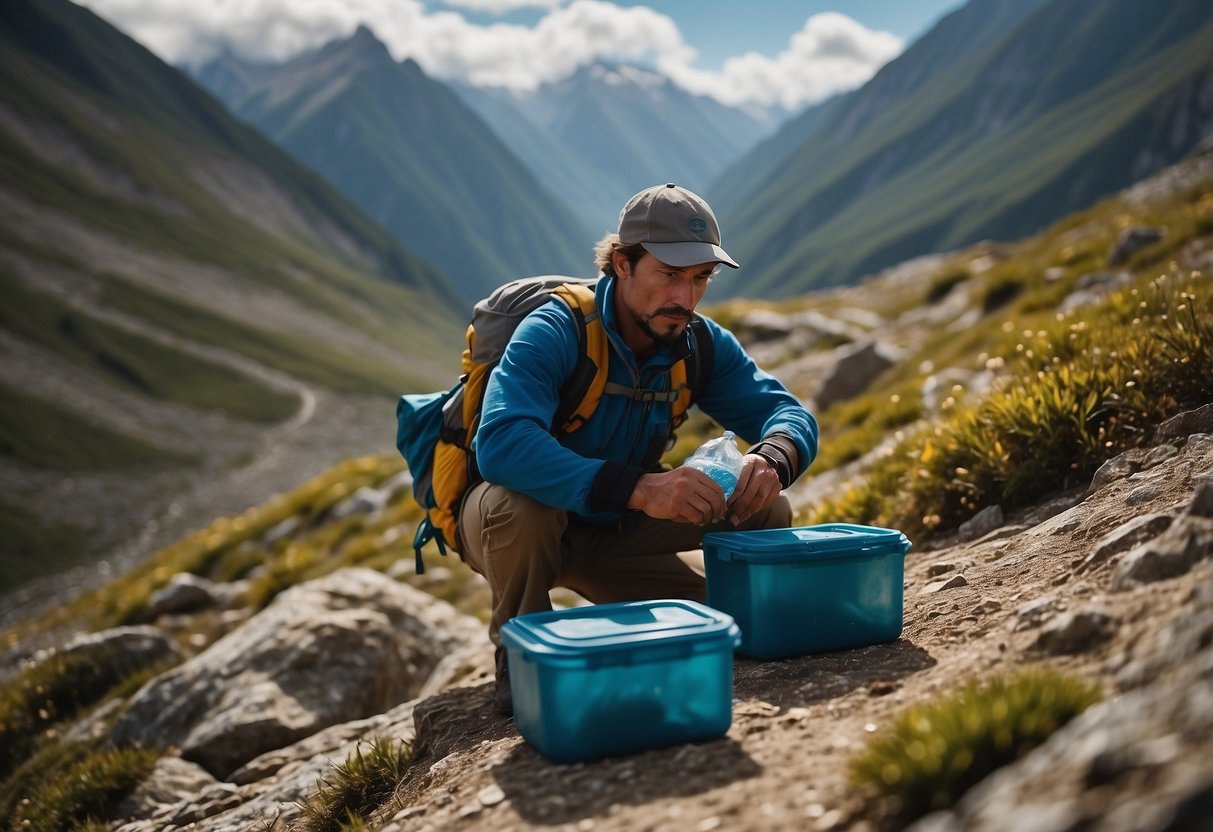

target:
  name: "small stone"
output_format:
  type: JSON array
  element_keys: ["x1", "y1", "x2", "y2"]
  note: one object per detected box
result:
[
  {"x1": 1090, "y1": 456, "x2": 1139, "y2": 491},
  {"x1": 921, "y1": 574, "x2": 969, "y2": 594},
  {"x1": 972, "y1": 597, "x2": 1002, "y2": 615},
  {"x1": 1011, "y1": 597, "x2": 1061, "y2": 631},
  {"x1": 698, "y1": 817, "x2": 722, "y2": 831},
  {"x1": 1126, "y1": 483, "x2": 1166, "y2": 507},
  {"x1": 1030, "y1": 609, "x2": 1115, "y2": 655},
  {"x1": 1156, "y1": 403, "x2": 1213, "y2": 440},
  {"x1": 959, "y1": 506, "x2": 1004, "y2": 541},
  {"x1": 1109, "y1": 226, "x2": 1164, "y2": 265},
  {"x1": 477, "y1": 784, "x2": 505, "y2": 807},
  {"x1": 928, "y1": 562, "x2": 958, "y2": 577},
  {"x1": 1079, "y1": 513, "x2": 1173, "y2": 573}
]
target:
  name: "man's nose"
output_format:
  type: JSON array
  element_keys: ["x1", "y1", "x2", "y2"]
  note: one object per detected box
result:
[{"x1": 670, "y1": 278, "x2": 694, "y2": 310}]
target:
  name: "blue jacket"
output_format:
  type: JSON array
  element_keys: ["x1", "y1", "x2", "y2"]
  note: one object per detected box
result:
[{"x1": 475, "y1": 276, "x2": 818, "y2": 523}]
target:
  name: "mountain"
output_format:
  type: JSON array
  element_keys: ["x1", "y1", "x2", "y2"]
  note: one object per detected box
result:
[
  {"x1": 0, "y1": 0, "x2": 465, "y2": 596},
  {"x1": 713, "y1": 0, "x2": 1052, "y2": 217},
  {"x1": 193, "y1": 27, "x2": 596, "y2": 302},
  {"x1": 454, "y1": 63, "x2": 775, "y2": 233},
  {"x1": 715, "y1": 0, "x2": 1213, "y2": 298}
]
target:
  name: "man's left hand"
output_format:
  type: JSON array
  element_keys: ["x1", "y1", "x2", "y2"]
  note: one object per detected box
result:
[{"x1": 727, "y1": 453, "x2": 783, "y2": 526}]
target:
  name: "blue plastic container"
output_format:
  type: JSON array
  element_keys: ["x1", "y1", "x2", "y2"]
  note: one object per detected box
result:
[
  {"x1": 702, "y1": 523, "x2": 911, "y2": 659},
  {"x1": 499, "y1": 599, "x2": 741, "y2": 763}
]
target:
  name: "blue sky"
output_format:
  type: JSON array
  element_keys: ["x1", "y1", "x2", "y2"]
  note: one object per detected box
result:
[{"x1": 77, "y1": 0, "x2": 967, "y2": 111}]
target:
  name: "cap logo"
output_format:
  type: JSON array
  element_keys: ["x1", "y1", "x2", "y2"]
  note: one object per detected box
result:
[{"x1": 688, "y1": 216, "x2": 707, "y2": 234}]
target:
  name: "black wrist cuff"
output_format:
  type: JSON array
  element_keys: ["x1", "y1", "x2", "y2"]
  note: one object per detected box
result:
[
  {"x1": 589, "y1": 460, "x2": 646, "y2": 514},
  {"x1": 750, "y1": 435, "x2": 797, "y2": 489}
]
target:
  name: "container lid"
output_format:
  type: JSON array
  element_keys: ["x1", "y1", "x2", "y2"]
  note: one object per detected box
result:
[
  {"x1": 703, "y1": 523, "x2": 911, "y2": 563},
  {"x1": 501, "y1": 599, "x2": 738, "y2": 659}
]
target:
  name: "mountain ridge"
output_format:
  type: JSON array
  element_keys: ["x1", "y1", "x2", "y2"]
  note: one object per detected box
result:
[
  {"x1": 0, "y1": 0, "x2": 465, "y2": 599},
  {"x1": 717, "y1": 0, "x2": 1213, "y2": 298},
  {"x1": 194, "y1": 28, "x2": 597, "y2": 301}
]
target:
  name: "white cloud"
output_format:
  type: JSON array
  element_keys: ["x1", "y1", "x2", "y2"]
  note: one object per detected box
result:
[
  {"x1": 76, "y1": 1, "x2": 899, "y2": 110},
  {"x1": 661, "y1": 12, "x2": 902, "y2": 110},
  {"x1": 442, "y1": 0, "x2": 566, "y2": 13}
]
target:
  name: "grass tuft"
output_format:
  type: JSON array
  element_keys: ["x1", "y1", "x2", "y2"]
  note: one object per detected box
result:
[
  {"x1": 850, "y1": 669, "x2": 1101, "y2": 824},
  {"x1": 0, "y1": 739, "x2": 159, "y2": 832},
  {"x1": 296, "y1": 736, "x2": 414, "y2": 832},
  {"x1": 0, "y1": 642, "x2": 177, "y2": 782}
]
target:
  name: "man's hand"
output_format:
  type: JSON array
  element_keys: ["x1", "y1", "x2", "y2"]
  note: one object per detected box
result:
[
  {"x1": 627, "y1": 467, "x2": 728, "y2": 525},
  {"x1": 727, "y1": 453, "x2": 783, "y2": 526}
]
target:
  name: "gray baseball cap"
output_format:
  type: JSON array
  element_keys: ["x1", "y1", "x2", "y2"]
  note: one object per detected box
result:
[{"x1": 618, "y1": 183, "x2": 740, "y2": 269}]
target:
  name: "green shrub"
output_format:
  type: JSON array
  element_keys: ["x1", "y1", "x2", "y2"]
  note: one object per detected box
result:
[
  {"x1": 0, "y1": 739, "x2": 158, "y2": 832},
  {"x1": 0, "y1": 643, "x2": 177, "y2": 781},
  {"x1": 850, "y1": 669, "x2": 1101, "y2": 824},
  {"x1": 813, "y1": 270, "x2": 1212, "y2": 536},
  {"x1": 296, "y1": 736, "x2": 414, "y2": 832}
]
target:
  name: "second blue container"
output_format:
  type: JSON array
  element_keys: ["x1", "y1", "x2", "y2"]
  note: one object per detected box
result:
[
  {"x1": 499, "y1": 599, "x2": 740, "y2": 763},
  {"x1": 703, "y1": 523, "x2": 911, "y2": 659}
]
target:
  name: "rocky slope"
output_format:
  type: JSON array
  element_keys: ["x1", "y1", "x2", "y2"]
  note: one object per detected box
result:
[{"x1": 16, "y1": 416, "x2": 1211, "y2": 832}]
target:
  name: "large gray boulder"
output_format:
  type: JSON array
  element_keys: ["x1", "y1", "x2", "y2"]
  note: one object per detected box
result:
[
  {"x1": 813, "y1": 339, "x2": 902, "y2": 408},
  {"x1": 110, "y1": 568, "x2": 487, "y2": 779}
]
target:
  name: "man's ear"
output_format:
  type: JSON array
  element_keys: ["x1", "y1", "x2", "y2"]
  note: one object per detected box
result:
[{"x1": 612, "y1": 250, "x2": 630, "y2": 280}]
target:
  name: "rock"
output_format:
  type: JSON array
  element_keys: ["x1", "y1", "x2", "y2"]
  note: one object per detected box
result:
[
  {"x1": 791, "y1": 309, "x2": 864, "y2": 342},
  {"x1": 971, "y1": 598, "x2": 1003, "y2": 615},
  {"x1": 261, "y1": 515, "x2": 302, "y2": 545},
  {"x1": 1058, "y1": 271, "x2": 1131, "y2": 313},
  {"x1": 1108, "y1": 226, "x2": 1164, "y2": 265},
  {"x1": 110, "y1": 568, "x2": 487, "y2": 778},
  {"x1": 331, "y1": 485, "x2": 390, "y2": 519},
  {"x1": 1011, "y1": 597, "x2": 1062, "y2": 632},
  {"x1": 1189, "y1": 482, "x2": 1213, "y2": 519},
  {"x1": 921, "y1": 574, "x2": 969, "y2": 594},
  {"x1": 1156, "y1": 404, "x2": 1213, "y2": 440},
  {"x1": 914, "y1": 636, "x2": 1213, "y2": 832},
  {"x1": 46, "y1": 625, "x2": 181, "y2": 672},
  {"x1": 1029, "y1": 609, "x2": 1115, "y2": 655},
  {"x1": 116, "y1": 756, "x2": 219, "y2": 821},
  {"x1": 814, "y1": 340, "x2": 902, "y2": 408},
  {"x1": 1078, "y1": 513, "x2": 1173, "y2": 573},
  {"x1": 1089, "y1": 454, "x2": 1140, "y2": 491},
  {"x1": 1118, "y1": 567, "x2": 1213, "y2": 690},
  {"x1": 959, "y1": 505, "x2": 1004, "y2": 541},
  {"x1": 146, "y1": 573, "x2": 217, "y2": 617},
  {"x1": 1113, "y1": 515, "x2": 1213, "y2": 590},
  {"x1": 928, "y1": 562, "x2": 959, "y2": 577},
  {"x1": 732, "y1": 309, "x2": 794, "y2": 343}
]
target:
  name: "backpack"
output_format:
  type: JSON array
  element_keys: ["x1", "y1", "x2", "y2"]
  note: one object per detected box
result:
[{"x1": 396, "y1": 275, "x2": 713, "y2": 574}]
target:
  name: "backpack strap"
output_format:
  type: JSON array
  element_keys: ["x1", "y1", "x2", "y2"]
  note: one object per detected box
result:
[{"x1": 551, "y1": 282, "x2": 608, "y2": 435}]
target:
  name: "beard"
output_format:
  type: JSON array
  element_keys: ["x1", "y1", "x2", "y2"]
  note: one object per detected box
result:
[{"x1": 630, "y1": 305, "x2": 692, "y2": 345}]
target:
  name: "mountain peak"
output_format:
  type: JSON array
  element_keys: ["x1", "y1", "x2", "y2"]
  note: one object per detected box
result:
[{"x1": 345, "y1": 23, "x2": 391, "y2": 60}]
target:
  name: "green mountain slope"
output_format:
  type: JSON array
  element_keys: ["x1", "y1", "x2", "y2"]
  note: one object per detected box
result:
[
  {"x1": 713, "y1": 0, "x2": 1052, "y2": 217},
  {"x1": 0, "y1": 0, "x2": 466, "y2": 592},
  {"x1": 717, "y1": 0, "x2": 1213, "y2": 298},
  {"x1": 194, "y1": 27, "x2": 596, "y2": 301}
]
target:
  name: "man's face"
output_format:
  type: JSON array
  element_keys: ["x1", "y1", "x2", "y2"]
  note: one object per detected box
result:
[{"x1": 615, "y1": 252, "x2": 717, "y2": 348}]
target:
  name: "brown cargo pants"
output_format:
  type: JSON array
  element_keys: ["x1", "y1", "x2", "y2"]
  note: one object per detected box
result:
[{"x1": 458, "y1": 480, "x2": 793, "y2": 644}]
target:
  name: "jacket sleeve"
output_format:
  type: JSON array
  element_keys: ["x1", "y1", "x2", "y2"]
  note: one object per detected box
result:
[
  {"x1": 696, "y1": 317, "x2": 819, "y2": 484},
  {"x1": 474, "y1": 301, "x2": 614, "y2": 515}
]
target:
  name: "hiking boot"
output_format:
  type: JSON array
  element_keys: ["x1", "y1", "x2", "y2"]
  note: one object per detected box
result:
[{"x1": 493, "y1": 646, "x2": 513, "y2": 716}]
